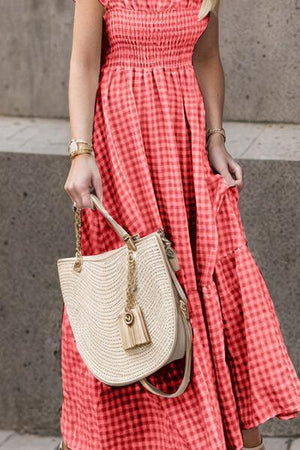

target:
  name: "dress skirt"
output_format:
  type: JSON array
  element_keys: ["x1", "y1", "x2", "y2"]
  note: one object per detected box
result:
[{"x1": 61, "y1": 0, "x2": 300, "y2": 448}]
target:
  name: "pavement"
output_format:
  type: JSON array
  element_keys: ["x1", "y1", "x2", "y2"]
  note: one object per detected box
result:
[
  {"x1": 0, "y1": 431, "x2": 60, "y2": 449},
  {"x1": 0, "y1": 116, "x2": 299, "y2": 161},
  {"x1": 0, "y1": 431, "x2": 300, "y2": 449}
]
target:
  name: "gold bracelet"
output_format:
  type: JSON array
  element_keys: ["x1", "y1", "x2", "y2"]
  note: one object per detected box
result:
[
  {"x1": 206, "y1": 127, "x2": 226, "y2": 143},
  {"x1": 69, "y1": 148, "x2": 94, "y2": 160}
]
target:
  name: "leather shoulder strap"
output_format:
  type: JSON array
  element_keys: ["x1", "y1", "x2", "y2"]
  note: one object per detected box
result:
[{"x1": 139, "y1": 317, "x2": 193, "y2": 398}]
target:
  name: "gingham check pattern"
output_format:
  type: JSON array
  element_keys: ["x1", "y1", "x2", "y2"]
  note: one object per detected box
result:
[{"x1": 61, "y1": 0, "x2": 300, "y2": 448}]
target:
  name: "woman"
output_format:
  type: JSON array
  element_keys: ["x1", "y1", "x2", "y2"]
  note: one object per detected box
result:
[{"x1": 60, "y1": 0, "x2": 300, "y2": 448}]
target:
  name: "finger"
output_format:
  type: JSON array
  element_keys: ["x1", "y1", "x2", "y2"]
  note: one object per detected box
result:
[
  {"x1": 69, "y1": 192, "x2": 81, "y2": 207},
  {"x1": 69, "y1": 179, "x2": 91, "y2": 209},
  {"x1": 228, "y1": 160, "x2": 244, "y2": 191},
  {"x1": 219, "y1": 166, "x2": 237, "y2": 187},
  {"x1": 64, "y1": 179, "x2": 81, "y2": 206},
  {"x1": 228, "y1": 160, "x2": 243, "y2": 183},
  {"x1": 77, "y1": 189, "x2": 93, "y2": 209},
  {"x1": 91, "y1": 173, "x2": 103, "y2": 201}
]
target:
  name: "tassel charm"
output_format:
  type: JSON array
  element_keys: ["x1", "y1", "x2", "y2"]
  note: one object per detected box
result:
[
  {"x1": 118, "y1": 305, "x2": 151, "y2": 350},
  {"x1": 119, "y1": 242, "x2": 151, "y2": 350}
]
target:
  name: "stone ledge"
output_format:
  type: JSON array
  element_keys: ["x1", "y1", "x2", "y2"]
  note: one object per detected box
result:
[
  {"x1": 291, "y1": 438, "x2": 300, "y2": 450},
  {"x1": 0, "y1": 431, "x2": 298, "y2": 449},
  {"x1": 0, "y1": 116, "x2": 299, "y2": 161},
  {"x1": 0, "y1": 431, "x2": 60, "y2": 449}
]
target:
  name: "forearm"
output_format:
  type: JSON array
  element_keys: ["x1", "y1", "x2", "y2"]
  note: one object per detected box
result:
[
  {"x1": 68, "y1": 61, "x2": 100, "y2": 143},
  {"x1": 193, "y1": 53, "x2": 225, "y2": 130},
  {"x1": 65, "y1": 0, "x2": 105, "y2": 209}
]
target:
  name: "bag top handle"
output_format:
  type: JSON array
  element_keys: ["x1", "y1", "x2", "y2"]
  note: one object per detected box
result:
[
  {"x1": 90, "y1": 194, "x2": 136, "y2": 250},
  {"x1": 73, "y1": 194, "x2": 137, "y2": 273}
]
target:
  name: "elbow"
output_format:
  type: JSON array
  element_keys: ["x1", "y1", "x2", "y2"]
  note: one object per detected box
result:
[
  {"x1": 192, "y1": 49, "x2": 222, "y2": 68},
  {"x1": 70, "y1": 51, "x2": 101, "y2": 74}
]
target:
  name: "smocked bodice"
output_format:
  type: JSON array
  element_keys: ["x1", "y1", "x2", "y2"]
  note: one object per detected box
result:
[{"x1": 101, "y1": 0, "x2": 209, "y2": 69}]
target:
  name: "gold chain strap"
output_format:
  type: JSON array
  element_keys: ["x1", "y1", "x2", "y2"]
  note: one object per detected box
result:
[
  {"x1": 73, "y1": 204, "x2": 83, "y2": 272},
  {"x1": 73, "y1": 201, "x2": 137, "y2": 315},
  {"x1": 124, "y1": 248, "x2": 137, "y2": 324}
]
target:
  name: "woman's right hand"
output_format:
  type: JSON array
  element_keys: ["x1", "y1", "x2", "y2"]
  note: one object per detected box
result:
[{"x1": 64, "y1": 154, "x2": 103, "y2": 209}]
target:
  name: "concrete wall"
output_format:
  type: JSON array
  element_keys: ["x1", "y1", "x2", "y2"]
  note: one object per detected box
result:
[
  {"x1": 0, "y1": 0, "x2": 73, "y2": 118},
  {"x1": 0, "y1": 0, "x2": 299, "y2": 122},
  {"x1": 0, "y1": 148, "x2": 299, "y2": 436},
  {"x1": 220, "y1": 0, "x2": 300, "y2": 123}
]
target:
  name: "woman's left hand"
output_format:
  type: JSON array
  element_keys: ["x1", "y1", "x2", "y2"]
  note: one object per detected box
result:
[{"x1": 206, "y1": 133, "x2": 244, "y2": 192}]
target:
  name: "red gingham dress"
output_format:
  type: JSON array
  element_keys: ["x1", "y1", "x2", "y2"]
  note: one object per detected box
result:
[{"x1": 61, "y1": 0, "x2": 300, "y2": 448}]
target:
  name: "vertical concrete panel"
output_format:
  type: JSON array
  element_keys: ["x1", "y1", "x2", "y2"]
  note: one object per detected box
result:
[
  {"x1": 219, "y1": 0, "x2": 300, "y2": 122},
  {"x1": 0, "y1": 0, "x2": 73, "y2": 118},
  {"x1": 0, "y1": 1, "x2": 299, "y2": 120},
  {"x1": 0, "y1": 153, "x2": 72, "y2": 435}
]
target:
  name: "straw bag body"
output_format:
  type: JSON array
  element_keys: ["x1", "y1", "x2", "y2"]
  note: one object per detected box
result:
[{"x1": 57, "y1": 194, "x2": 193, "y2": 398}]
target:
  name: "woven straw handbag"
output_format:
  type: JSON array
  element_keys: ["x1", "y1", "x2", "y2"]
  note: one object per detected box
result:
[{"x1": 57, "y1": 194, "x2": 193, "y2": 398}]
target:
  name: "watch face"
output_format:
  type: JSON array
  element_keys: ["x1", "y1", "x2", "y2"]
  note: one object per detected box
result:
[{"x1": 69, "y1": 141, "x2": 78, "y2": 153}]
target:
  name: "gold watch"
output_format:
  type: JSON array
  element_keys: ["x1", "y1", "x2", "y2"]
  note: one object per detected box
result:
[{"x1": 68, "y1": 139, "x2": 95, "y2": 160}]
